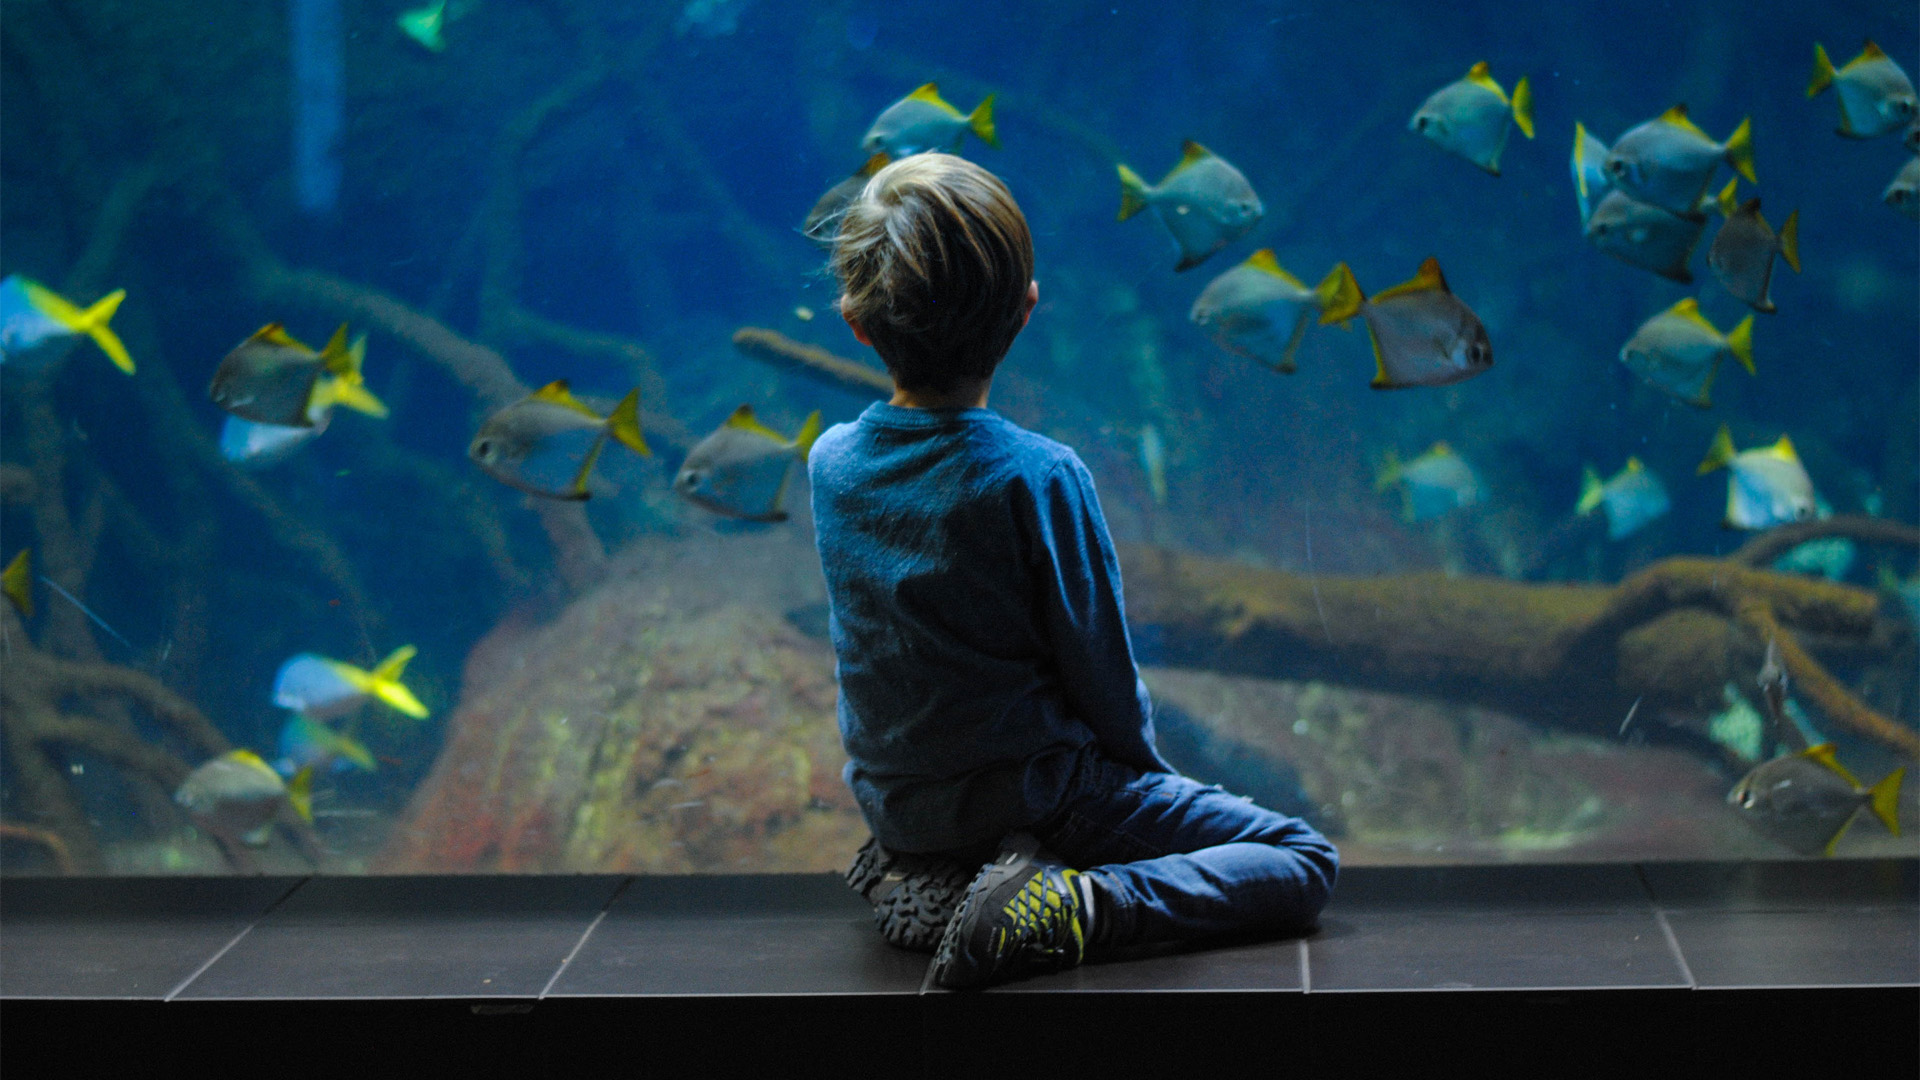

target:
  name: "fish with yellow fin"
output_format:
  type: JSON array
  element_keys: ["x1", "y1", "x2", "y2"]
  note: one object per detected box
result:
[
  {"x1": 803, "y1": 153, "x2": 890, "y2": 248},
  {"x1": 1730, "y1": 743, "x2": 1904, "y2": 857},
  {"x1": 277, "y1": 713, "x2": 376, "y2": 777},
  {"x1": 1697, "y1": 425, "x2": 1817, "y2": 530},
  {"x1": 1604, "y1": 104, "x2": 1755, "y2": 217},
  {"x1": 1807, "y1": 41, "x2": 1917, "y2": 139},
  {"x1": 274, "y1": 645, "x2": 430, "y2": 721},
  {"x1": 1618, "y1": 297, "x2": 1752, "y2": 408},
  {"x1": 1708, "y1": 194, "x2": 1800, "y2": 313},
  {"x1": 210, "y1": 324, "x2": 387, "y2": 428},
  {"x1": 174, "y1": 750, "x2": 319, "y2": 870},
  {"x1": 1117, "y1": 141, "x2": 1264, "y2": 272},
  {"x1": 1886, "y1": 158, "x2": 1920, "y2": 222},
  {"x1": 1583, "y1": 182, "x2": 1722, "y2": 283},
  {"x1": 1376, "y1": 443, "x2": 1482, "y2": 522},
  {"x1": 1409, "y1": 61, "x2": 1534, "y2": 175},
  {"x1": 674, "y1": 405, "x2": 822, "y2": 523},
  {"x1": 3, "y1": 549, "x2": 31, "y2": 618},
  {"x1": 1188, "y1": 250, "x2": 1349, "y2": 374},
  {"x1": 1577, "y1": 458, "x2": 1670, "y2": 540},
  {"x1": 1320, "y1": 258, "x2": 1491, "y2": 389},
  {"x1": 862, "y1": 84, "x2": 997, "y2": 158},
  {"x1": 0, "y1": 275, "x2": 134, "y2": 374},
  {"x1": 470, "y1": 381, "x2": 649, "y2": 501},
  {"x1": 1570, "y1": 122, "x2": 1613, "y2": 225}
]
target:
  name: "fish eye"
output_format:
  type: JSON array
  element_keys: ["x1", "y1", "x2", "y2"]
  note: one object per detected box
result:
[
  {"x1": 1606, "y1": 159, "x2": 1625, "y2": 176},
  {"x1": 1413, "y1": 116, "x2": 1430, "y2": 132},
  {"x1": 473, "y1": 439, "x2": 493, "y2": 460}
]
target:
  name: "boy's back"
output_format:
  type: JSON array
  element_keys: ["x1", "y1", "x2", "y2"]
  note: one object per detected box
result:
[{"x1": 810, "y1": 402, "x2": 1168, "y2": 854}]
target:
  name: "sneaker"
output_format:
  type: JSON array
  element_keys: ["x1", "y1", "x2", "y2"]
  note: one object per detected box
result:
[
  {"x1": 844, "y1": 837, "x2": 975, "y2": 953},
  {"x1": 930, "y1": 835, "x2": 1091, "y2": 990}
]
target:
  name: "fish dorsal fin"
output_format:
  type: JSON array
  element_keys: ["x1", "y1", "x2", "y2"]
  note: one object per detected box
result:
[
  {"x1": 287, "y1": 766, "x2": 314, "y2": 823},
  {"x1": 319, "y1": 324, "x2": 353, "y2": 374},
  {"x1": 1770, "y1": 434, "x2": 1799, "y2": 463},
  {"x1": 1175, "y1": 140, "x2": 1212, "y2": 171},
  {"x1": 1244, "y1": 249, "x2": 1305, "y2": 288},
  {"x1": 1428, "y1": 441, "x2": 1453, "y2": 457},
  {"x1": 1465, "y1": 61, "x2": 1505, "y2": 100},
  {"x1": 857, "y1": 152, "x2": 890, "y2": 177},
  {"x1": 1375, "y1": 257, "x2": 1449, "y2": 302},
  {"x1": 725, "y1": 403, "x2": 788, "y2": 443},
  {"x1": 252, "y1": 323, "x2": 310, "y2": 352},
  {"x1": 1803, "y1": 743, "x2": 1864, "y2": 789},
  {"x1": 531, "y1": 380, "x2": 602, "y2": 419},
  {"x1": 228, "y1": 749, "x2": 273, "y2": 774},
  {"x1": 1663, "y1": 296, "x2": 1716, "y2": 332},
  {"x1": 1625, "y1": 456, "x2": 1644, "y2": 472},
  {"x1": 1660, "y1": 103, "x2": 1708, "y2": 139},
  {"x1": 907, "y1": 83, "x2": 944, "y2": 104},
  {"x1": 1858, "y1": 40, "x2": 1887, "y2": 62}
]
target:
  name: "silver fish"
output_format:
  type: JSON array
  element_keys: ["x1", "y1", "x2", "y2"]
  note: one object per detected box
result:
[
  {"x1": 1117, "y1": 141, "x2": 1264, "y2": 272},
  {"x1": 801, "y1": 153, "x2": 889, "y2": 248},
  {"x1": 1618, "y1": 297, "x2": 1753, "y2": 408},
  {"x1": 1409, "y1": 61, "x2": 1534, "y2": 175},
  {"x1": 1708, "y1": 198, "x2": 1801, "y2": 313},
  {"x1": 674, "y1": 405, "x2": 821, "y2": 522},
  {"x1": 209, "y1": 324, "x2": 386, "y2": 427},
  {"x1": 1885, "y1": 158, "x2": 1920, "y2": 222},
  {"x1": 1584, "y1": 189, "x2": 1706, "y2": 282},
  {"x1": 862, "y1": 83, "x2": 996, "y2": 158},
  {"x1": 1604, "y1": 104, "x2": 1755, "y2": 217},
  {"x1": 1696, "y1": 425, "x2": 1817, "y2": 530},
  {"x1": 1321, "y1": 258, "x2": 1491, "y2": 390},
  {"x1": 1576, "y1": 457, "x2": 1670, "y2": 540},
  {"x1": 1377, "y1": 442, "x2": 1481, "y2": 523},
  {"x1": 470, "y1": 381, "x2": 649, "y2": 501},
  {"x1": 1730, "y1": 744, "x2": 1904, "y2": 857},
  {"x1": 1189, "y1": 249, "x2": 1345, "y2": 374},
  {"x1": 1808, "y1": 41, "x2": 1918, "y2": 139}
]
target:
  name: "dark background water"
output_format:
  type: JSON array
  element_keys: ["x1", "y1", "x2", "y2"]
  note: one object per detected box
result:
[{"x1": 1, "y1": 0, "x2": 1914, "y2": 848}]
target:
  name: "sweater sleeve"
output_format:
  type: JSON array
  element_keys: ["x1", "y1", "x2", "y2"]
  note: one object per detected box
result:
[{"x1": 1028, "y1": 457, "x2": 1174, "y2": 775}]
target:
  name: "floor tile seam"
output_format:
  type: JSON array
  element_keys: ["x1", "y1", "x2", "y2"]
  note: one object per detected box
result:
[
  {"x1": 161, "y1": 877, "x2": 308, "y2": 1002},
  {"x1": 538, "y1": 876, "x2": 632, "y2": 999},
  {"x1": 1299, "y1": 981, "x2": 1692, "y2": 994},
  {"x1": 1648, "y1": 906, "x2": 1697, "y2": 988}
]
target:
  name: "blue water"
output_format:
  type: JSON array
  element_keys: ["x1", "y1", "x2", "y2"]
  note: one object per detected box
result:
[{"x1": 0, "y1": 0, "x2": 1913, "y2": 866}]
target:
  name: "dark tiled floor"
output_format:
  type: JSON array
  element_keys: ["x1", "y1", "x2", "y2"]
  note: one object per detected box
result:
[{"x1": 1, "y1": 861, "x2": 1914, "y2": 1001}]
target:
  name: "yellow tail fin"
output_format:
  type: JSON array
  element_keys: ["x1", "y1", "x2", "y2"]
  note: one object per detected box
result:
[
  {"x1": 1726, "y1": 315, "x2": 1755, "y2": 375},
  {"x1": 1868, "y1": 767, "x2": 1905, "y2": 836},
  {"x1": 1807, "y1": 43, "x2": 1835, "y2": 97},
  {"x1": 1576, "y1": 467, "x2": 1604, "y2": 515},
  {"x1": 968, "y1": 94, "x2": 998, "y2": 149},
  {"x1": 1373, "y1": 448, "x2": 1403, "y2": 493},
  {"x1": 1116, "y1": 164, "x2": 1151, "y2": 221},
  {"x1": 1511, "y1": 76, "x2": 1535, "y2": 139},
  {"x1": 29, "y1": 283, "x2": 134, "y2": 374},
  {"x1": 1724, "y1": 117, "x2": 1756, "y2": 184},
  {"x1": 371, "y1": 676, "x2": 429, "y2": 720},
  {"x1": 287, "y1": 766, "x2": 314, "y2": 824},
  {"x1": 320, "y1": 376, "x2": 390, "y2": 418},
  {"x1": 794, "y1": 410, "x2": 823, "y2": 460},
  {"x1": 1697, "y1": 425, "x2": 1737, "y2": 475},
  {"x1": 371, "y1": 644, "x2": 416, "y2": 683},
  {"x1": 1778, "y1": 209, "x2": 1801, "y2": 274},
  {"x1": 606, "y1": 389, "x2": 651, "y2": 456},
  {"x1": 1316, "y1": 263, "x2": 1365, "y2": 325},
  {"x1": 333, "y1": 729, "x2": 377, "y2": 772},
  {"x1": 3, "y1": 548, "x2": 32, "y2": 618}
]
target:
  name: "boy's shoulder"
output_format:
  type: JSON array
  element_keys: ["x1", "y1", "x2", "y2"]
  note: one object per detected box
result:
[{"x1": 816, "y1": 406, "x2": 1086, "y2": 482}]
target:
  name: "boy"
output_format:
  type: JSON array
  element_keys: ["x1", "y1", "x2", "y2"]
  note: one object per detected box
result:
[{"x1": 810, "y1": 153, "x2": 1337, "y2": 990}]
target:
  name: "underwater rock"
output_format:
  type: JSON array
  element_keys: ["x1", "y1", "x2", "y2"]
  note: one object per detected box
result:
[{"x1": 377, "y1": 531, "x2": 866, "y2": 873}]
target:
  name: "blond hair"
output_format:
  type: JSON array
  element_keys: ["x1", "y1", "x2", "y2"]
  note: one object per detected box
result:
[{"x1": 831, "y1": 154, "x2": 1034, "y2": 393}]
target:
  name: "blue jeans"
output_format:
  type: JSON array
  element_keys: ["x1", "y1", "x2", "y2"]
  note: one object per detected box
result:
[{"x1": 1027, "y1": 757, "x2": 1338, "y2": 947}]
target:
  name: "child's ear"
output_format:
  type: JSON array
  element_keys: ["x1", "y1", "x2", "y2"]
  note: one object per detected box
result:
[
  {"x1": 840, "y1": 297, "x2": 875, "y2": 346},
  {"x1": 1019, "y1": 280, "x2": 1039, "y2": 330}
]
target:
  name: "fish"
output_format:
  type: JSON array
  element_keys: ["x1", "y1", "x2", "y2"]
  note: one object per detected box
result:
[
  {"x1": 209, "y1": 323, "x2": 387, "y2": 428},
  {"x1": 273, "y1": 645, "x2": 430, "y2": 721},
  {"x1": 1140, "y1": 423, "x2": 1168, "y2": 506},
  {"x1": 1756, "y1": 636, "x2": 1790, "y2": 737},
  {"x1": 1583, "y1": 188, "x2": 1710, "y2": 283},
  {"x1": 276, "y1": 712, "x2": 376, "y2": 777},
  {"x1": 220, "y1": 414, "x2": 328, "y2": 468},
  {"x1": 1729, "y1": 743, "x2": 1904, "y2": 857},
  {"x1": 1696, "y1": 425, "x2": 1818, "y2": 530},
  {"x1": 1885, "y1": 158, "x2": 1920, "y2": 222},
  {"x1": 1570, "y1": 121, "x2": 1612, "y2": 225},
  {"x1": 1771, "y1": 501, "x2": 1854, "y2": 581},
  {"x1": 1319, "y1": 258, "x2": 1492, "y2": 390},
  {"x1": 1708, "y1": 197, "x2": 1800, "y2": 313},
  {"x1": 397, "y1": 0, "x2": 448, "y2": 51},
  {"x1": 674, "y1": 405, "x2": 822, "y2": 523},
  {"x1": 861, "y1": 83, "x2": 997, "y2": 158},
  {"x1": 1408, "y1": 61, "x2": 1534, "y2": 175},
  {"x1": 174, "y1": 750, "x2": 314, "y2": 847},
  {"x1": 1376, "y1": 442, "x2": 1481, "y2": 523},
  {"x1": 469, "y1": 380, "x2": 650, "y2": 501},
  {"x1": 1617, "y1": 297, "x2": 1753, "y2": 408},
  {"x1": 1604, "y1": 104, "x2": 1755, "y2": 217},
  {"x1": 1117, "y1": 141, "x2": 1264, "y2": 272},
  {"x1": 1576, "y1": 457, "x2": 1671, "y2": 540},
  {"x1": 0, "y1": 275, "x2": 134, "y2": 374},
  {"x1": 1188, "y1": 250, "x2": 1348, "y2": 374},
  {"x1": 801, "y1": 153, "x2": 889, "y2": 248},
  {"x1": 2, "y1": 548, "x2": 30, "y2": 618},
  {"x1": 1807, "y1": 41, "x2": 1917, "y2": 139},
  {"x1": 1906, "y1": 116, "x2": 1920, "y2": 153}
]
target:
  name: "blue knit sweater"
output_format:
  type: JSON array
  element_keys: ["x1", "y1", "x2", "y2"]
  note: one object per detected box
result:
[{"x1": 808, "y1": 402, "x2": 1173, "y2": 853}]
